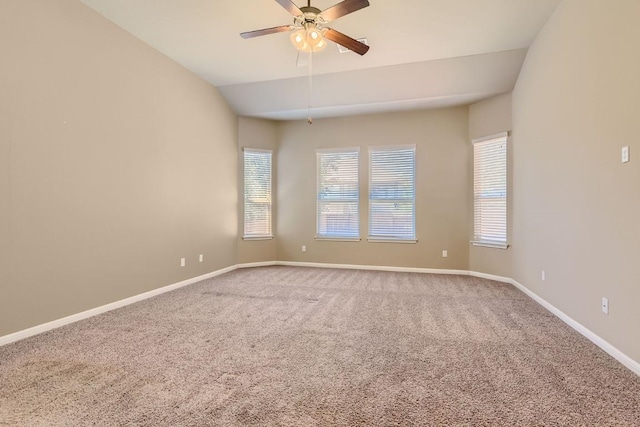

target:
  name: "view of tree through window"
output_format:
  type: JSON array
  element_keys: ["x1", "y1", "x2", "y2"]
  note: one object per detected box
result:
[
  {"x1": 316, "y1": 149, "x2": 360, "y2": 239},
  {"x1": 243, "y1": 149, "x2": 272, "y2": 238},
  {"x1": 369, "y1": 146, "x2": 416, "y2": 241}
]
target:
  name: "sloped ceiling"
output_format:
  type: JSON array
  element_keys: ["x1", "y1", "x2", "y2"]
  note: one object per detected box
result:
[{"x1": 81, "y1": 0, "x2": 560, "y2": 120}]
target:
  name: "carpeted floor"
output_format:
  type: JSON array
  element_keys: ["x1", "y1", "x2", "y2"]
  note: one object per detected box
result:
[{"x1": 1, "y1": 266, "x2": 639, "y2": 426}]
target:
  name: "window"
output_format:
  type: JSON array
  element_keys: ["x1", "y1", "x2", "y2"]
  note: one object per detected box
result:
[
  {"x1": 243, "y1": 148, "x2": 272, "y2": 239},
  {"x1": 472, "y1": 132, "x2": 508, "y2": 248},
  {"x1": 368, "y1": 145, "x2": 416, "y2": 242},
  {"x1": 316, "y1": 148, "x2": 360, "y2": 239}
]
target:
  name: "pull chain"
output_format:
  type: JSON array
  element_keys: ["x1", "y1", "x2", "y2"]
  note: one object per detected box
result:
[{"x1": 307, "y1": 48, "x2": 313, "y2": 124}]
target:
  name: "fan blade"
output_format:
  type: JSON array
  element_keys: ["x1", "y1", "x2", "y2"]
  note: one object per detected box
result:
[
  {"x1": 275, "y1": 0, "x2": 302, "y2": 16},
  {"x1": 324, "y1": 28, "x2": 370, "y2": 55},
  {"x1": 320, "y1": 0, "x2": 370, "y2": 22},
  {"x1": 240, "y1": 25, "x2": 293, "y2": 39}
]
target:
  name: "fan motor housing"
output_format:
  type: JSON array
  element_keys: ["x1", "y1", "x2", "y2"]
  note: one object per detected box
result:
[
  {"x1": 300, "y1": 6, "x2": 321, "y2": 15},
  {"x1": 295, "y1": 7, "x2": 325, "y2": 27}
]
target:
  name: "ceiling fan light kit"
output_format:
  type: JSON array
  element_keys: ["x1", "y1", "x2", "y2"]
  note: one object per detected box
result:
[
  {"x1": 290, "y1": 25, "x2": 327, "y2": 52},
  {"x1": 241, "y1": 0, "x2": 370, "y2": 56}
]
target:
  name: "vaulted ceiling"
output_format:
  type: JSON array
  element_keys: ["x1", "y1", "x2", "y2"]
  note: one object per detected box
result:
[{"x1": 81, "y1": 0, "x2": 560, "y2": 120}]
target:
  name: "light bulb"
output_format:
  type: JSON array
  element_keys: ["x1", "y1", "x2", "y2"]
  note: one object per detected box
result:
[
  {"x1": 290, "y1": 29, "x2": 308, "y2": 51},
  {"x1": 307, "y1": 28, "x2": 326, "y2": 52},
  {"x1": 312, "y1": 38, "x2": 327, "y2": 52}
]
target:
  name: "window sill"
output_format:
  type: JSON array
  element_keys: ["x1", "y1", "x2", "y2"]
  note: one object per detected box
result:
[
  {"x1": 471, "y1": 241, "x2": 509, "y2": 249},
  {"x1": 368, "y1": 238, "x2": 417, "y2": 244},
  {"x1": 243, "y1": 236, "x2": 274, "y2": 241},
  {"x1": 315, "y1": 237, "x2": 361, "y2": 242}
]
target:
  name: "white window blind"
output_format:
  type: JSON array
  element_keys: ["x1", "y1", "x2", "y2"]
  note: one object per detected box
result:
[
  {"x1": 316, "y1": 148, "x2": 360, "y2": 239},
  {"x1": 473, "y1": 133, "x2": 507, "y2": 248},
  {"x1": 369, "y1": 146, "x2": 416, "y2": 241},
  {"x1": 243, "y1": 148, "x2": 272, "y2": 239}
]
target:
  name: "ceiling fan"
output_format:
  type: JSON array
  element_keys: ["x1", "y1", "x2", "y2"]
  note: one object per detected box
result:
[{"x1": 240, "y1": 0, "x2": 370, "y2": 56}]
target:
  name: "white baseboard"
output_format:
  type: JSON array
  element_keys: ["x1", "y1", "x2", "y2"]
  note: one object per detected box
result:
[
  {"x1": 0, "y1": 265, "x2": 237, "y2": 347},
  {"x1": 275, "y1": 261, "x2": 468, "y2": 276},
  {"x1": 237, "y1": 261, "x2": 278, "y2": 269},
  {"x1": 2, "y1": 261, "x2": 638, "y2": 377},
  {"x1": 467, "y1": 270, "x2": 512, "y2": 284}
]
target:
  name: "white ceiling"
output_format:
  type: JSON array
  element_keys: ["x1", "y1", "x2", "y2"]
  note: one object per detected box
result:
[{"x1": 81, "y1": 0, "x2": 560, "y2": 120}]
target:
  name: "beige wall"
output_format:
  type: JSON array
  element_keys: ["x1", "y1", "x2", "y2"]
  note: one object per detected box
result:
[
  {"x1": 237, "y1": 117, "x2": 278, "y2": 264},
  {"x1": 468, "y1": 93, "x2": 513, "y2": 277},
  {"x1": 0, "y1": 1, "x2": 238, "y2": 336},
  {"x1": 0, "y1": 108, "x2": 9, "y2": 305},
  {"x1": 277, "y1": 108, "x2": 470, "y2": 269},
  {"x1": 512, "y1": 0, "x2": 640, "y2": 362}
]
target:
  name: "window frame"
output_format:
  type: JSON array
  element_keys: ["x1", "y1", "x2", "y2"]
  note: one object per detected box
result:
[
  {"x1": 368, "y1": 144, "x2": 417, "y2": 243},
  {"x1": 243, "y1": 147, "x2": 273, "y2": 240},
  {"x1": 471, "y1": 132, "x2": 508, "y2": 249},
  {"x1": 316, "y1": 147, "x2": 361, "y2": 241}
]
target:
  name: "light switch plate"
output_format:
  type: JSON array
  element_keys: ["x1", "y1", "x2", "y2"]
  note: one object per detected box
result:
[{"x1": 622, "y1": 146, "x2": 630, "y2": 163}]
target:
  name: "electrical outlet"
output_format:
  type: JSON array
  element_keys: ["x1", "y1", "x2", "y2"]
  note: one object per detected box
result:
[
  {"x1": 199, "y1": 254, "x2": 203, "y2": 263},
  {"x1": 180, "y1": 257, "x2": 186, "y2": 267},
  {"x1": 302, "y1": 245, "x2": 307, "y2": 253},
  {"x1": 442, "y1": 250, "x2": 448, "y2": 258},
  {"x1": 541, "y1": 270, "x2": 546, "y2": 281},
  {"x1": 602, "y1": 297, "x2": 609, "y2": 314},
  {"x1": 622, "y1": 146, "x2": 630, "y2": 163}
]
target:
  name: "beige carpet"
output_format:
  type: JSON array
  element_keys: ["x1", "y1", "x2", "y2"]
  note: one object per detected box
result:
[{"x1": 1, "y1": 266, "x2": 639, "y2": 426}]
